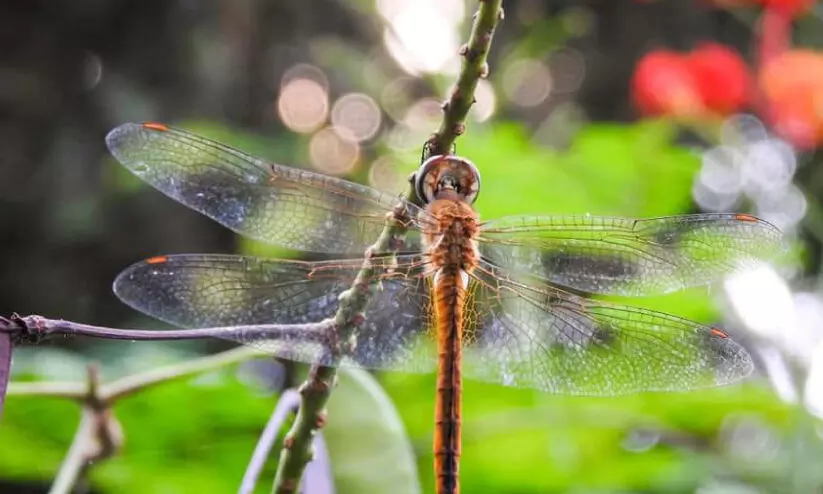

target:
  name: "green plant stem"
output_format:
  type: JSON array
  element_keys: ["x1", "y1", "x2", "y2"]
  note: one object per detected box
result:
[
  {"x1": 50, "y1": 407, "x2": 98, "y2": 494},
  {"x1": 428, "y1": 0, "x2": 504, "y2": 157},
  {"x1": 103, "y1": 346, "x2": 261, "y2": 401},
  {"x1": 271, "y1": 203, "x2": 413, "y2": 493},
  {"x1": 8, "y1": 346, "x2": 262, "y2": 402},
  {"x1": 50, "y1": 366, "x2": 121, "y2": 494}
]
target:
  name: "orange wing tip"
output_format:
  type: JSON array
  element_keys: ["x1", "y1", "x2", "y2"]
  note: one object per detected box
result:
[
  {"x1": 142, "y1": 122, "x2": 169, "y2": 132},
  {"x1": 145, "y1": 255, "x2": 169, "y2": 265},
  {"x1": 734, "y1": 213, "x2": 759, "y2": 223},
  {"x1": 710, "y1": 327, "x2": 729, "y2": 338}
]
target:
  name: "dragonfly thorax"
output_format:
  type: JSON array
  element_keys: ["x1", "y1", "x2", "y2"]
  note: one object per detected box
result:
[{"x1": 423, "y1": 199, "x2": 480, "y2": 277}]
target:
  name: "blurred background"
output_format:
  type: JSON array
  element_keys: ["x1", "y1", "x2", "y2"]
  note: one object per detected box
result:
[{"x1": 2, "y1": 0, "x2": 823, "y2": 492}]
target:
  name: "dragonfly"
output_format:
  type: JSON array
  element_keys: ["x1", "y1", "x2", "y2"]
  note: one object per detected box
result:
[{"x1": 106, "y1": 122, "x2": 783, "y2": 494}]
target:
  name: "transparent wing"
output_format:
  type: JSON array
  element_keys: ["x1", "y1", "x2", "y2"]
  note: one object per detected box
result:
[
  {"x1": 113, "y1": 254, "x2": 436, "y2": 371},
  {"x1": 461, "y1": 260, "x2": 753, "y2": 395},
  {"x1": 114, "y1": 254, "x2": 753, "y2": 394},
  {"x1": 478, "y1": 213, "x2": 783, "y2": 296},
  {"x1": 106, "y1": 123, "x2": 431, "y2": 254}
]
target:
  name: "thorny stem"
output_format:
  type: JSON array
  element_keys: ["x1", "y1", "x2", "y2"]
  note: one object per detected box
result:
[
  {"x1": 271, "y1": 2, "x2": 504, "y2": 492},
  {"x1": 242, "y1": 390, "x2": 302, "y2": 494},
  {"x1": 426, "y1": 0, "x2": 504, "y2": 158},
  {"x1": 271, "y1": 204, "x2": 413, "y2": 493}
]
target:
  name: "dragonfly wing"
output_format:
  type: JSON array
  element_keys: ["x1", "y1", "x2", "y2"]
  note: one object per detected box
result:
[
  {"x1": 114, "y1": 254, "x2": 346, "y2": 327},
  {"x1": 106, "y1": 123, "x2": 429, "y2": 254},
  {"x1": 114, "y1": 254, "x2": 436, "y2": 371},
  {"x1": 478, "y1": 213, "x2": 783, "y2": 296},
  {"x1": 460, "y1": 260, "x2": 753, "y2": 395},
  {"x1": 348, "y1": 274, "x2": 436, "y2": 372}
]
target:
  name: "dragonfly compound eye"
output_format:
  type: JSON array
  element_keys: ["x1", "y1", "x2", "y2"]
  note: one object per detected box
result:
[{"x1": 415, "y1": 155, "x2": 481, "y2": 205}]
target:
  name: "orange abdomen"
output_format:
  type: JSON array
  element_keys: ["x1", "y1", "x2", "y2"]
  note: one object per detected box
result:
[{"x1": 433, "y1": 269, "x2": 464, "y2": 494}]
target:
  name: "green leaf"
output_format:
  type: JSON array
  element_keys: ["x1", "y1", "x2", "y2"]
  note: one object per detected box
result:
[
  {"x1": 1, "y1": 363, "x2": 278, "y2": 493},
  {"x1": 326, "y1": 368, "x2": 422, "y2": 494}
]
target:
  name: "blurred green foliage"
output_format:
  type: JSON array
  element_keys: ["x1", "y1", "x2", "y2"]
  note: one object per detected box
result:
[
  {"x1": 2, "y1": 118, "x2": 812, "y2": 494},
  {"x1": 5, "y1": 0, "x2": 823, "y2": 491}
]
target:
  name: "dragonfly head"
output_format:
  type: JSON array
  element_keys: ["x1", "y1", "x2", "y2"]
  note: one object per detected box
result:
[{"x1": 415, "y1": 155, "x2": 481, "y2": 205}]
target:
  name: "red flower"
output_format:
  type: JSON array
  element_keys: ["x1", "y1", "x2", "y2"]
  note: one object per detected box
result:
[
  {"x1": 760, "y1": 49, "x2": 823, "y2": 148},
  {"x1": 631, "y1": 50, "x2": 704, "y2": 117},
  {"x1": 757, "y1": 0, "x2": 815, "y2": 17},
  {"x1": 631, "y1": 44, "x2": 751, "y2": 118},
  {"x1": 706, "y1": 0, "x2": 815, "y2": 17},
  {"x1": 688, "y1": 43, "x2": 752, "y2": 115}
]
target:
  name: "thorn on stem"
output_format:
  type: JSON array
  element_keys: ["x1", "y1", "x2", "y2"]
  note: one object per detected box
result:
[
  {"x1": 458, "y1": 44, "x2": 469, "y2": 56},
  {"x1": 284, "y1": 434, "x2": 295, "y2": 449},
  {"x1": 317, "y1": 378, "x2": 333, "y2": 393},
  {"x1": 301, "y1": 375, "x2": 332, "y2": 394},
  {"x1": 388, "y1": 236, "x2": 405, "y2": 251},
  {"x1": 479, "y1": 62, "x2": 489, "y2": 78},
  {"x1": 280, "y1": 479, "x2": 297, "y2": 492},
  {"x1": 392, "y1": 200, "x2": 411, "y2": 223},
  {"x1": 315, "y1": 412, "x2": 328, "y2": 428},
  {"x1": 498, "y1": 7, "x2": 505, "y2": 20},
  {"x1": 349, "y1": 312, "x2": 365, "y2": 326},
  {"x1": 337, "y1": 289, "x2": 352, "y2": 304},
  {"x1": 452, "y1": 123, "x2": 466, "y2": 136},
  {"x1": 440, "y1": 100, "x2": 449, "y2": 111},
  {"x1": 354, "y1": 280, "x2": 371, "y2": 295},
  {"x1": 340, "y1": 333, "x2": 358, "y2": 357}
]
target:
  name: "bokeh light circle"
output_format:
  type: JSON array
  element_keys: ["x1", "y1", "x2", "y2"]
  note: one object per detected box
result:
[
  {"x1": 331, "y1": 93, "x2": 382, "y2": 142},
  {"x1": 309, "y1": 126, "x2": 360, "y2": 175},
  {"x1": 277, "y1": 77, "x2": 329, "y2": 134},
  {"x1": 404, "y1": 97, "x2": 442, "y2": 131},
  {"x1": 548, "y1": 48, "x2": 586, "y2": 94},
  {"x1": 720, "y1": 114, "x2": 769, "y2": 146},
  {"x1": 472, "y1": 80, "x2": 496, "y2": 122},
  {"x1": 369, "y1": 156, "x2": 406, "y2": 194},
  {"x1": 742, "y1": 139, "x2": 797, "y2": 194},
  {"x1": 699, "y1": 146, "x2": 745, "y2": 195},
  {"x1": 502, "y1": 59, "x2": 552, "y2": 107}
]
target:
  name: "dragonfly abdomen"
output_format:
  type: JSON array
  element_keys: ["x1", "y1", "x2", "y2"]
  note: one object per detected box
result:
[
  {"x1": 425, "y1": 198, "x2": 480, "y2": 494},
  {"x1": 433, "y1": 267, "x2": 465, "y2": 494}
]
